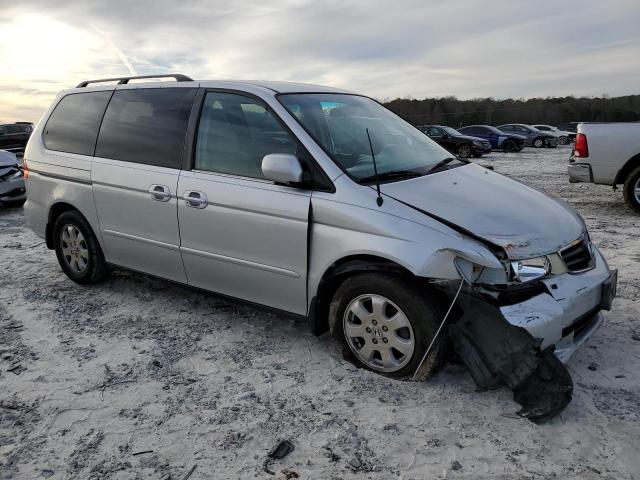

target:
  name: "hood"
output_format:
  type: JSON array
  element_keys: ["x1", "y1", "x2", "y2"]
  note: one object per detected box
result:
[
  {"x1": 382, "y1": 163, "x2": 585, "y2": 259},
  {"x1": 0, "y1": 150, "x2": 18, "y2": 168}
]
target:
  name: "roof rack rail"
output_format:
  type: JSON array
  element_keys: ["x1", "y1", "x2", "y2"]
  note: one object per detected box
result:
[{"x1": 76, "y1": 74, "x2": 193, "y2": 88}]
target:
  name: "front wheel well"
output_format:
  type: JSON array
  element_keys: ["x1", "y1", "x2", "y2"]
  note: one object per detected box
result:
[
  {"x1": 309, "y1": 255, "x2": 417, "y2": 336},
  {"x1": 45, "y1": 203, "x2": 81, "y2": 249},
  {"x1": 614, "y1": 152, "x2": 640, "y2": 185}
]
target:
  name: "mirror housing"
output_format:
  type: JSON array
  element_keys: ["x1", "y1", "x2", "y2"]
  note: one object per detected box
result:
[{"x1": 262, "y1": 154, "x2": 304, "y2": 184}]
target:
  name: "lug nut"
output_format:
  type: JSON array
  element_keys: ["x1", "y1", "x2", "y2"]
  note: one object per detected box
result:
[
  {"x1": 382, "y1": 326, "x2": 388, "y2": 332},
  {"x1": 382, "y1": 338, "x2": 388, "y2": 343},
  {"x1": 365, "y1": 327, "x2": 371, "y2": 333},
  {"x1": 372, "y1": 338, "x2": 378, "y2": 344},
  {"x1": 372, "y1": 319, "x2": 378, "y2": 326}
]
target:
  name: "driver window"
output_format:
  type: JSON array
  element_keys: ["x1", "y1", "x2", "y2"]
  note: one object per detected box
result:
[
  {"x1": 195, "y1": 92, "x2": 297, "y2": 178},
  {"x1": 428, "y1": 127, "x2": 443, "y2": 137}
]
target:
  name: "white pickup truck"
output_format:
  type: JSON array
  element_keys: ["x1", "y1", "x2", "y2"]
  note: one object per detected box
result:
[{"x1": 568, "y1": 122, "x2": 640, "y2": 213}]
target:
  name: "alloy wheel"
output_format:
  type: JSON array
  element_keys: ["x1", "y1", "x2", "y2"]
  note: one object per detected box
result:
[
  {"x1": 458, "y1": 145, "x2": 471, "y2": 158},
  {"x1": 343, "y1": 294, "x2": 415, "y2": 373}
]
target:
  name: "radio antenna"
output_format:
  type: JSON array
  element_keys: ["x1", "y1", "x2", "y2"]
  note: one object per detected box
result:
[{"x1": 366, "y1": 128, "x2": 383, "y2": 207}]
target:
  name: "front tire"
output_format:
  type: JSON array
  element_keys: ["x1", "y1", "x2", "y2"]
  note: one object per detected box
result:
[
  {"x1": 457, "y1": 144, "x2": 472, "y2": 159},
  {"x1": 53, "y1": 210, "x2": 109, "y2": 284},
  {"x1": 559, "y1": 135, "x2": 568, "y2": 145},
  {"x1": 329, "y1": 273, "x2": 447, "y2": 379},
  {"x1": 533, "y1": 137, "x2": 545, "y2": 148},
  {"x1": 623, "y1": 166, "x2": 640, "y2": 214}
]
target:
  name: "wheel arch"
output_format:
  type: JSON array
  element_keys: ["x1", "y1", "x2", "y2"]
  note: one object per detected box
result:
[
  {"x1": 46, "y1": 202, "x2": 92, "y2": 249},
  {"x1": 614, "y1": 152, "x2": 640, "y2": 185},
  {"x1": 308, "y1": 254, "x2": 417, "y2": 336}
]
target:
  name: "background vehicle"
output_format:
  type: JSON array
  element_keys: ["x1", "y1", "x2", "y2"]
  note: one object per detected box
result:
[
  {"x1": 498, "y1": 124, "x2": 558, "y2": 148},
  {"x1": 533, "y1": 124, "x2": 576, "y2": 145},
  {"x1": 0, "y1": 149, "x2": 26, "y2": 206},
  {"x1": 0, "y1": 122, "x2": 33, "y2": 154},
  {"x1": 557, "y1": 122, "x2": 580, "y2": 133},
  {"x1": 568, "y1": 122, "x2": 640, "y2": 212},
  {"x1": 457, "y1": 125, "x2": 526, "y2": 152},
  {"x1": 417, "y1": 125, "x2": 491, "y2": 158}
]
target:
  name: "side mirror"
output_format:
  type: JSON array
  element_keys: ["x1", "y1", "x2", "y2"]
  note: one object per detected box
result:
[{"x1": 262, "y1": 154, "x2": 304, "y2": 184}]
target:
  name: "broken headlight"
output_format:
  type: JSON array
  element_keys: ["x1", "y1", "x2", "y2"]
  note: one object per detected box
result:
[
  {"x1": 454, "y1": 256, "x2": 509, "y2": 284},
  {"x1": 510, "y1": 256, "x2": 550, "y2": 283}
]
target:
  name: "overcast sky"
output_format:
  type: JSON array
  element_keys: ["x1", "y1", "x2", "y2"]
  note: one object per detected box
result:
[{"x1": 1, "y1": 0, "x2": 639, "y2": 123}]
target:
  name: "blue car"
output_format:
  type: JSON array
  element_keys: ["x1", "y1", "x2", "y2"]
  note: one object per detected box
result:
[{"x1": 458, "y1": 125, "x2": 527, "y2": 152}]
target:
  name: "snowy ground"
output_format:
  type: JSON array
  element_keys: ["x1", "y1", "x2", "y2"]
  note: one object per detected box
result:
[{"x1": 1, "y1": 147, "x2": 639, "y2": 480}]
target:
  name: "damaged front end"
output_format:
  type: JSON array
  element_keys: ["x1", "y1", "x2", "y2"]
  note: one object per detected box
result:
[
  {"x1": 449, "y1": 291, "x2": 573, "y2": 423},
  {"x1": 439, "y1": 240, "x2": 617, "y2": 423}
]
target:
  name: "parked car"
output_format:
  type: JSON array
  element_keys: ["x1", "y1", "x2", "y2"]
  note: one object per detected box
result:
[
  {"x1": 24, "y1": 75, "x2": 617, "y2": 420},
  {"x1": 497, "y1": 124, "x2": 558, "y2": 148},
  {"x1": 457, "y1": 125, "x2": 526, "y2": 152},
  {"x1": 0, "y1": 122, "x2": 33, "y2": 154},
  {"x1": 557, "y1": 122, "x2": 580, "y2": 133},
  {"x1": 568, "y1": 122, "x2": 640, "y2": 213},
  {"x1": 417, "y1": 125, "x2": 491, "y2": 158},
  {"x1": 0, "y1": 149, "x2": 26, "y2": 206},
  {"x1": 532, "y1": 124, "x2": 576, "y2": 145}
]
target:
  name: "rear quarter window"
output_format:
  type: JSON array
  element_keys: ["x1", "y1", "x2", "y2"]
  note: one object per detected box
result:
[
  {"x1": 44, "y1": 91, "x2": 112, "y2": 155},
  {"x1": 95, "y1": 88, "x2": 196, "y2": 169}
]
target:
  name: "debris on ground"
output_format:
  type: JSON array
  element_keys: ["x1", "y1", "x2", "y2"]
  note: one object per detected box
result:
[{"x1": 264, "y1": 440, "x2": 295, "y2": 475}]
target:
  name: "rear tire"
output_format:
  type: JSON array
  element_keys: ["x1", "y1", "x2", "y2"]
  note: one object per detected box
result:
[
  {"x1": 623, "y1": 166, "x2": 640, "y2": 214},
  {"x1": 53, "y1": 210, "x2": 109, "y2": 284},
  {"x1": 559, "y1": 135, "x2": 568, "y2": 145},
  {"x1": 329, "y1": 273, "x2": 447, "y2": 380},
  {"x1": 502, "y1": 139, "x2": 516, "y2": 152}
]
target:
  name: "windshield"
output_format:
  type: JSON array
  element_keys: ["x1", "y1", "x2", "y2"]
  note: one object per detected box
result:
[
  {"x1": 441, "y1": 126, "x2": 462, "y2": 137},
  {"x1": 278, "y1": 94, "x2": 453, "y2": 182}
]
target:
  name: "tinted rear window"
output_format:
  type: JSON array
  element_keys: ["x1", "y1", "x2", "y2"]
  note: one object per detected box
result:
[
  {"x1": 44, "y1": 91, "x2": 112, "y2": 156},
  {"x1": 95, "y1": 88, "x2": 196, "y2": 169}
]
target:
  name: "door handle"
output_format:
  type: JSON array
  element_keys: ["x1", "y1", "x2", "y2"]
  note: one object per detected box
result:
[
  {"x1": 184, "y1": 190, "x2": 208, "y2": 209},
  {"x1": 149, "y1": 184, "x2": 171, "y2": 202}
]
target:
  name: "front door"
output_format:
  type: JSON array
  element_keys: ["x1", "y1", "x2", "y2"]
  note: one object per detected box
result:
[
  {"x1": 178, "y1": 91, "x2": 311, "y2": 314},
  {"x1": 92, "y1": 86, "x2": 197, "y2": 283}
]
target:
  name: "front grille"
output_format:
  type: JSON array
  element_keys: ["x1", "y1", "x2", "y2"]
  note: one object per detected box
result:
[{"x1": 560, "y1": 236, "x2": 594, "y2": 272}]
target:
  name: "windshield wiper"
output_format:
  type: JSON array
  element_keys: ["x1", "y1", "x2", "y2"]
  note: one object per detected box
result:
[
  {"x1": 426, "y1": 156, "x2": 462, "y2": 174},
  {"x1": 358, "y1": 170, "x2": 424, "y2": 184}
]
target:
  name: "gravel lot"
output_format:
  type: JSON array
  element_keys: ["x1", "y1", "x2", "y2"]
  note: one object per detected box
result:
[{"x1": 1, "y1": 147, "x2": 638, "y2": 479}]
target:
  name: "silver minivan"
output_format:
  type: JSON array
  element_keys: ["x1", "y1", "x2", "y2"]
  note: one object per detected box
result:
[{"x1": 24, "y1": 75, "x2": 616, "y2": 416}]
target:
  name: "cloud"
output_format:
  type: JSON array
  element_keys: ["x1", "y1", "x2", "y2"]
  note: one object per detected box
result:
[{"x1": 1, "y1": 0, "x2": 639, "y2": 123}]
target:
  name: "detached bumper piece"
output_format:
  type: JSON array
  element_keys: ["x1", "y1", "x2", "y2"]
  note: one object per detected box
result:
[{"x1": 449, "y1": 293, "x2": 572, "y2": 423}]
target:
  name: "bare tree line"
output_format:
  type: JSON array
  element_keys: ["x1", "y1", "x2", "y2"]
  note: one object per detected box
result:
[{"x1": 383, "y1": 94, "x2": 640, "y2": 127}]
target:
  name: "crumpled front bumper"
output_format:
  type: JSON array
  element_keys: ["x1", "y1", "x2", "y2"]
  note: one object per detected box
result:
[{"x1": 499, "y1": 246, "x2": 613, "y2": 363}]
